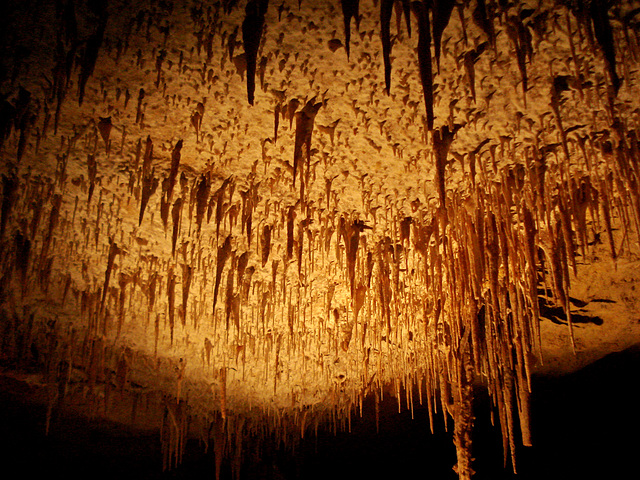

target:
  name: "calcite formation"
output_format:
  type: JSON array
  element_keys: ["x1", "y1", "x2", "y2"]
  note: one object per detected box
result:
[{"x1": 1, "y1": 0, "x2": 640, "y2": 478}]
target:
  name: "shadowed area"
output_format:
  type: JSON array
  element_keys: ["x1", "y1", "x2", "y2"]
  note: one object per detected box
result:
[{"x1": 2, "y1": 343, "x2": 639, "y2": 479}]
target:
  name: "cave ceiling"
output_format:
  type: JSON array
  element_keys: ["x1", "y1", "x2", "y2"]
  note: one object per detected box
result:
[{"x1": 2, "y1": 0, "x2": 640, "y2": 478}]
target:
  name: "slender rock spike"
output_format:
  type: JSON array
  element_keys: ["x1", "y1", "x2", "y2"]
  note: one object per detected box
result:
[
  {"x1": 432, "y1": 0, "x2": 456, "y2": 72},
  {"x1": 381, "y1": 0, "x2": 394, "y2": 94},
  {"x1": 78, "y1": 7, "x2": 108, "y2": 106},
  {"x1": 341, "y1": 0, "x2": 360, "y2": 59},
  {"x1": 194, "y1": 174, "x2": 210, "y2": 234},
  {"x1": 97, "y1": 117, "x2": 112, "y2": 153},
  {"x1": 171, "y1": 198, "x2": 183, "y2": 257},
  {"x1": 139, "y1": 168, "x2": 159, "y2": 226},
  {"x1": 401, "y1": 0, "x2": 412, "y2": 37},
  {"x1": 463, "y1": 42, "x2": 488, "y2": 103},
  {"x1": 589, "y1": 0, "x2": 621, "y2": 93},
  {"x1": 213, "y1": 235, "x2": 233, "y2": 316},
  {"x1": 262, "y1": 224, "x2": 272, "y2": 267},
  {"x1": 472, "y1": 0, "x2": 496, "y2": 49},
  {"x1": 1, "y1": 174, "x2": 18, "y2": 240},
  {"x1": 242, "y1": 0, "x2": 269, "y2": 105},
  {"x1": 87, "y1": 154, "x2": 97, "y2": 205},
  {"x1": 181, "y1": 264, "x2": 192, "y2": 326},
  {"x1": 168, "y1": 140, "x2": 183, "y2": 201},
  {"x1": 413, "y1": 0, "x2": 435, "y2": 131},
  {"x1": 99, "y1": 238, "x2": 119, "y2": 318},
  {"x1": 293, "y1": 98, "x2": 323, "y2": 188}
]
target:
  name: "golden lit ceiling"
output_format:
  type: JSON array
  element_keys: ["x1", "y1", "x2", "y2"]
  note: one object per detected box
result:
[{"x1": 2, "y1": 0, "x2": 640, "y2": 478}]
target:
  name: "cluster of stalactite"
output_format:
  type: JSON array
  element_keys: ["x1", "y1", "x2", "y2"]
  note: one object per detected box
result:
[
  {"x1": 1, "y1": 0, "x2": 640, "y2": 478},
  {"x1": 2, "y1": 113, "x2": 639, "y2": 477},
  {"x1": 161, "y1": 398, "x2": 189, "y2": 471}
]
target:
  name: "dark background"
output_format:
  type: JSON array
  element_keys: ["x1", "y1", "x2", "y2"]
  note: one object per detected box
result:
[{"x1": 1, "y1": 344, "x2": 639, "y2": 479}]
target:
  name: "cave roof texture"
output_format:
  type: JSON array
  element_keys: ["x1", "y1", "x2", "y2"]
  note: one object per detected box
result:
[{"x1": 1, "y1": 0, "x2": 640, "y2": 478}]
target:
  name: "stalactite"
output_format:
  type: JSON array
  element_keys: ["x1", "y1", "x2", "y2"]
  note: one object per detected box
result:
[
  {"x1": 242, "y1": 0, "x2": 269, "y2": 105},
  {"x1": 139, "y1": 168, "x2": 159, "y2": 226},
  {"x1": 472, "y1": 0, "x2": 496, "y2": 49},
  {"x1": 589, "y1": 0, "x2": 621, "y2": 93},
  {"x1": 182, "y1": 263, "x2": 192, "y2": 327},
  {"x1": 171, "y1": 198, "x2": 183, "y2": 257},
  {"x1": 380, "y1": 0, "x2": 394, "y2": 94},
  {"x1": 293, "y1": 98, "x2": 323, "y2": 189},
  {"x1": 195, "y1": 173, "x2": 211, "y2": 234},
  {"x1": 0, "y1": 173, "x2": 18, "y2": 240},
  {"x1": 135, "y1": 88, "x2": 145, "y2": 125},
  {"x1": 97, "y1": 116, "x2": 112, "y2": 154},
  {"x1": 506, "y1": 13, "x2": 533, "y2": 107},
  {"x1": 213, "y1": 235, "x2": 233, "y2": 316},
  {"x1": 433, "y1": 124, "x2": 461, "y2": 208},
  {"x1": 463, "y1": 42, "x2": 488, "y2": 104},
  {"x1": 413, "y1": 0, "x2": 435, "y2": 131},
  {"x1": 432, "y1": 0, "x2": 455, "y2": 73},
  {"x1": 87, "y1": 154, "x2": 98, "y2": 206},
  {"x1": 77, "y1": 5, "x2": 108, "y2": 106},
  {"x1": 341, "y1": 0, "x2": 360, "y2": 59},
  {"x1": 599, "y1": 176, "x2": 617, "y2": 261},
  {"x1": 168, "y1": 267, "x2": 176, "y2": 344},
  {"x1": 225, "y1": 253, "x2": 237, "y2": 330},
  {"x1": 452, "y1": 338, "x2": 475, "y2": 480},
  {"x1": 167, "y1": 139, "x2": 182, "y2": 202},
  {"x1": 2, "y1": 2, "x2": 640, "y2": 480}
]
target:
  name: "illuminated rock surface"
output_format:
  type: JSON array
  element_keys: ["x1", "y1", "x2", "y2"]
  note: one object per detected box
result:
[{"x1": 1, "y1": 0, "x2": 640, "y2": 478}]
